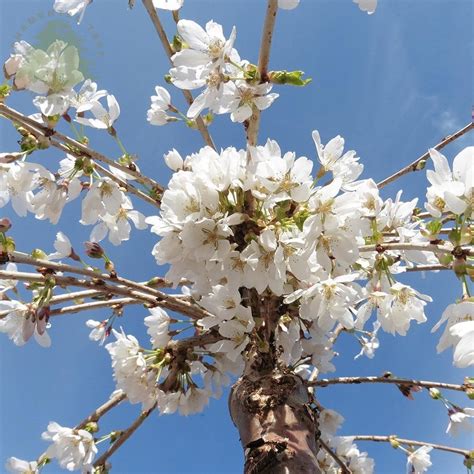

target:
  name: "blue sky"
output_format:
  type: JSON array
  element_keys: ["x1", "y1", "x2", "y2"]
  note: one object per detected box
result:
[{"x1": 0, "y1": 0, "x2": 472, "y2": 472}]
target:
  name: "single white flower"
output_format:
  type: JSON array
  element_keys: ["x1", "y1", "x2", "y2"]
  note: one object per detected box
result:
[
  {"x1": 144, "y1": 307, "x2": 171, "y2": 348},
  {"x1": 432, "y1": 301, "x2": 474, "y2": 367},
  {"x1": 450, "y1": 321, "x2": 474, "y2": 368},
  {"x1": 5, "y1": 457, "x2": 38, "y2": 474},
  {"x1": 86, "y1": 319, "x2": 108, "y2": 345},
  {"x1": 406, "y1": 446, "x2": 432, "y2": 473},
  {"x1": 70, "y1": 79, "x2": 108, "y2": 113},
  {"x1": 446, "y1": 407, "x2": 474, "y2": 437},
  {"x1": 425, "y1": 147, "x2": 473, "y2": 218},
  {"x1": 278, "y1": 0, "x2": 300, "y2": 9},
  {"x1": 354, "y1": 0, "x2": 377, "y2": 14},
  {"x1": 42, "y1": 422, "x2": 97, "y2": 471},
  {"x1": 147, "y1": 86, "x2": 177, "y2": 125},
  {"x1": 54, "y1": 0, "x2": 92, "y2": 24},
  {"x1": 0, "y1": 263, "x2": 18, "y2": 293},
  {"x1": 48, "y1": 232, "x2": 73, "y2": 260},
  {"x1": 0, "y1": 301, "x2": 51, "y2": 347},
  {"x1": 75, "y1": 94, "x2": 120, "y2": 130},
  {"x1": 163, "y1": 149, "x2": 184, "y2": 171},
  {"x1": 354, "y1": 321, "x2": 381, "y2": 360}
]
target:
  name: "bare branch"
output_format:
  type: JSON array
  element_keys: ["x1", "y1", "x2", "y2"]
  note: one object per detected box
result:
[
  {"x1": 246, "y1": 0, "x2": 279, "y2": 147},
  {"x1": 93, "y1": 403, "x2": 156, "y2": 469},
  {"x1": 76, "y1": 391, "x2": 127, "y2": 430},
  {"x1": 377, "y1": 122, "x2": 474, "y2": 189},
  {"x1": 350, "y1": 435, "x2": 471, "y2": 457},
  {"x1": 319, "y1": 438, "x2": 351, "y2": 473},
  {"x1": 309, "y1": 376, "x2": 469, "y2": 393},
  {"x1": 404, "y1": 264, "x2": 451, "y2": 273},
  {"x1": 141, "y1": 0, "x2": 216, "y2": 150},
  {"x1": 49, "y1": 298, "x2": 140, "y2": 317}
]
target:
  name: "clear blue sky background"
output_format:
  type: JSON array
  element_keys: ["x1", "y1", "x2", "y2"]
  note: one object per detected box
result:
[{"x1": 0, "y1": 0, "x2": 472, "y2": 473}]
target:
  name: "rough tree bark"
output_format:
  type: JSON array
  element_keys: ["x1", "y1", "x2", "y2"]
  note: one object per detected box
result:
[{"x1": 229, "y1": 294, "x2": 321, "y2": 474}]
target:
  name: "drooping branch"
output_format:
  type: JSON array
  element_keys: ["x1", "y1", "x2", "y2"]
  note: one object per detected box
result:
[
  {"x1": 93, "y1": 403, "x2": 157, "y2": 470},
  {"x1": 377, "y1": 122, "x2": 474, "y2": 189},
  {"x1": 349, "y1": 435, "x2": 471, "y2": 457},
  {"x1": 9, "y1": 252, "x2": 166, "y2": 299},
  {"x1": 309, "y1": 376, "x2": 470, "y2": 393},
  {"x1": 0, "y1": 103, "x2": 164, "y2": 203},
  {"x1": 246, "y1": 0, "x2": 279, "y2": 147},
  {"x1": 0, "y1": 269, "x2": 211, "y2": 321},
  {"x1": 319, "y1": 439, "x2": 351, "y2": 473},
  {"x1": 141, "y1": 0, "x2": 216, "y2": 150}
]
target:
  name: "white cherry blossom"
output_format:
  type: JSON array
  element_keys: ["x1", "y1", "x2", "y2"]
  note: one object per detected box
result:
[
  {"x1": 446, "y1": 407, "x2": 474, "y2": 437},
  {"x1": 278, "y1": 0, "x2": 300, "y2": 9},
  {"x1": 75, "y1": 94, "x2": 120, "y2": 130},
  {"x1": 354, "y1": 0, "x2": 378, "y2": 15},
  {"x1": 406, "y1": 446, "x2": 432, "y2": 473},
  {"x1": 42, "y1": 422, "x2": 97, "y2": 471},
  {"x1": 54, "y1": 0, "x2": 92, "y2": 24},
  {"x1": 5, "y1": 457, "x2": 38, "y2": 474}
]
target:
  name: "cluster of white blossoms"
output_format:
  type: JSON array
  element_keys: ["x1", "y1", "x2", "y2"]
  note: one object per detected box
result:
[
  {"x1": 7, "y1": 421, "x2": 97, "y2": 473},
  {"x1": 97, "y1": 305, "x2": 242, "y2": 415},
  {"x1": 146, "y1": 19, "x2": 279, "y2": 124},
  {"x1": 147, "y1": 135, "x2": 436, "y2": 371},
  {"x1": 0, "y1": 1, "x2": 472, "y2": 472},
  {"x1": 4, "y1": 39, "x2": 119, "y2": 128}
]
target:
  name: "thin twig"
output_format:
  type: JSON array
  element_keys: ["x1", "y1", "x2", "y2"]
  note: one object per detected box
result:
[
  {"x1": 76, "y1": 391, "x2": 127, "y2": 430},
  {"x1": 246, "y1": 0, "x2": 279, "y2": 147},
  {"x1": 404, "y1": 264, "x2": 451, "y2": 272},
  {"x1": 309, "y1": 376, "x2": 469, "y2": 393},
  {"x1": 377, "y1": 122, "x2": 474, "y2": 189},
  {"x1": 141, "y1": 0, "x2": 216, "y2": 150},
  {"x1": 49, "y1": 298, "x2": 139, "y2": 317},
  {"x1": 319, "y1": 438, "x2": 351, "y2": 473},
  {"x1": 93, "y1": 403, "x2": 156, "y2": 469},
  {"x1": 350, "y1": 435, "x2": 471, "y2": 457}
]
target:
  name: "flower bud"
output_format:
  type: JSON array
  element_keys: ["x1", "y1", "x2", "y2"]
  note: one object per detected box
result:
[
  {"x1": 415, "y1": 159, "x2": 427, "y2": 170},
  {"x1": 429, "y1": 388, "x2": 441, "y2": 400},
  {"x1": 389, "y1": 436, "x2": 399, "y2": 449},
  {"x1": 0, "y1": 236, "x2": 15, "y2": 253},
  {"x1": 84, "y1": 241, "x2": 105, "y2": 259},
  {"x1": 31, "y1": 248, "x2": 48, "y2": 260},
  {"x1": 0, "y1": 218, "x2": 12, "y2": 232},
  {"x1": 84, "y1": 422, "x2": 99, "y2": 433}
]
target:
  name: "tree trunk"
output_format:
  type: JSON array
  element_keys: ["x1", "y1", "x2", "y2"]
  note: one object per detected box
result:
[{"x1": 229, "y1": 345, "x2": 321, "y2": 473}]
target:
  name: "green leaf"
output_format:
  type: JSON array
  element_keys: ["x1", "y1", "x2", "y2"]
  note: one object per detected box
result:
[{"x1": 268, "y1": 70, "x2": 312, "y2": 86}]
